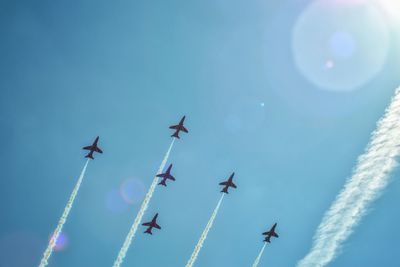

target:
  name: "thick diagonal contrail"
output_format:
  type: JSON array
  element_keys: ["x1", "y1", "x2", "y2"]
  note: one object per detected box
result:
[
  {"x1": 113, "y1": 139, "x2": 175, "y2": 267},
  {"x1": 185, "y1": 194, "x2": 225, "y2": 267},
  {"x1": 39, "y1": 159, "x2": 90, "y2": 267},
  {"x1": 298, "y1": 87, "x2": 400, "y2": 267},
  {"x1": 252, "y1": 243, "x2": 266, "y2": 267}
]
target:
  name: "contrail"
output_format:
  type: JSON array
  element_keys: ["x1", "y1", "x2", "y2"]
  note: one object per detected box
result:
[
  {"x1": 113, "y1": 139, "x2": 175, "y2": 267},
  {"x1": 252, "y1": 243, "x2": 266, "y2": 267},
  {"x1": 39, "y1": 159, "x2": 90, "y2": 267},
  {"x1": 298, "y1": 87, "x2": 400, "y2": 267},
  {"x1": 185, "y1": 194, "x2": 225, "y2": 267}
]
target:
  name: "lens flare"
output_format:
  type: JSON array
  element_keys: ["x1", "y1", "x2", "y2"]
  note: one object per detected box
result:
[
  {"x1": 292, "y1": 0, "x2": 389, "y2": 91},
  {"x1": 49, "y1": 232, "x2": 69, "y2": 251},
  {"x1": 120, "y1": 178, "x2": 146, "y2": 205},
  {"x1": 39, "y1": 160, "x2": 90, "y2": 267},
  {"x1": 329, "y1": 31, "x2": 356, "y2": 60},
  {"x1": 375, "y1": 0, "x2": 400, "y2": 24},
  {"x1": 325, "y1": 60, "x2": 335, "y2": 69}
]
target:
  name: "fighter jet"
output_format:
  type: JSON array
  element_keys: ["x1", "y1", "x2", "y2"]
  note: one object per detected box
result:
[
  {"x1": 169, "y1": 116, "x2": 188, "y2": 139},
  {"x1": 262, "y1": 223, "x2": 279, "y2": 243},
  {"x1": 82, "y1": 136, "x2": 103, "y2": 159},
  {"x1": 142, "y1": 213, "x2": 161, "y2": 235},
  {"x1": 156, "y1": 164, "x2": 175, "y2": 186},
  {"x1": 219, "y1": 172, "x2": 237, "y2": 194}
]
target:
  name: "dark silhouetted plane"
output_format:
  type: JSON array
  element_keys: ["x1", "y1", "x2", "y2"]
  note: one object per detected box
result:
[
  {"x1": 263, "y1": 223, "x2": 279, "y2": 243},
  {"x1": 219, "y1": 172, "x2": 237, "y2": 194},
  {"x1": 142, "y1": 213, "x2": 161, "y2": 235},
  {"x1": 83, "y1": 136, "x2": 103, "y2": 159},
  {"x1": 169, "y1": 116, "x2": 188, "y2": 139},
  {"x1": 156, "y1": 164, "x2": 175, "y2": 186}
]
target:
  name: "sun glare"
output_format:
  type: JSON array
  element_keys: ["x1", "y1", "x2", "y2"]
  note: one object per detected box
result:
[{"x1": 376, "y1": 0, "x2": 400, "y2": 24}]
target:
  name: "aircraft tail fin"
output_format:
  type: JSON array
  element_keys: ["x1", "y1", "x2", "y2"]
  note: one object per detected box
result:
[
  {"x1": 221, "y1": 188, "x2": 229, "y2": 194},
  {"x1": 171, "y1": 132, "x2": 180, "y2": 139},
  {"x1": 85, "y1": 153, "x2": 94, "y2": 159},
  {"x1": 158, "y1": 180, "x2": 167, "y2": 186},
  {"x1": 264, "y1": 236, "x2": 271, "y2": 243},
  {"x1": 144, "y1": 228, "x2": 153, "y2": 235}
]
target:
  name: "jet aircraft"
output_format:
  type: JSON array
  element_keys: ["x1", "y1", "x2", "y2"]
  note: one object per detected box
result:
[
  {"x1": 219, "y1": 172, "x2": 237, "y2": 194},
  {"x1": 156, "y1": 164, "x2": 176, "y2": 186},
  {"x1": 169, "y1": 116, "x2": 188, "y2": 139},
  {"x1": 142, "y1": 213, "x2": 161, "y2": 235},
  {"x1": 262, "y1": 223, "x2": 279, "y2": 243},
  {"x1": 83, "y1": 136, "x2": 103, "y2": 159}
]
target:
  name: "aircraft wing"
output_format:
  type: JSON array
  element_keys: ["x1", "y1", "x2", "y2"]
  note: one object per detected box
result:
[
  {"x1": 154, "y1": 223, "x2": 161, "y2": 230},
  {"x1": 156, "y1": 173, "x2": 166, "y2": 178},
  {"x1": 231, "y1": 182, "x2": 237, "y2": 188},
  {"x1": 142, "y1": 222, "x2": 152, "y2": 226},
  {"x1": 83, "y1": 145, "x2": 93, "y2": 151},
  {"x1": 263, "y1": 231, "x2": 278, "y2": 238},
  {"x1": 182, "y1": 126, "x2": 189, "y2": 133},
  {"x1": 169, "y1": 125, "x2": 179, "y2": 129},
  {"x1": 95, "y1": 147, "x2": 103, "y2": 153},
  {"x1": 168, "y1": 175, "x2": 176, "y2": 181},
  {"x1": 219, "y1": 181, "x2": 229, "y2": 186}
]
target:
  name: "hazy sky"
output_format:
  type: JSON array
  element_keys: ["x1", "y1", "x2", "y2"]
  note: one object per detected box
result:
[{"x1": 0, "y1": 0, "x2": 400, "y2": 266}]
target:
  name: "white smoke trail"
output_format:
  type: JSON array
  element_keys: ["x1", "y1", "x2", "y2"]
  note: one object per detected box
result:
[
  {"x1": 298, "y1": 87, "x2": 400, "y2": 267},
  {"x1": 39, "y1": 159, "x2": 90, "y2": 267},
  {"x1": 185, "y1": 194, "x2": 225, "y2": 267},
  {"x1": 113, "y1": 139, "x2": 175, "y2": 267},
  {"x1": 252, "y1": 243, "x2": 267, "y2": 267}
]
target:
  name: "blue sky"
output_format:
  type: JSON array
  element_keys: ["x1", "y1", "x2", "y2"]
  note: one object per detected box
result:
[{"x1": 0, "y1": 0, "x2": 400, "y2": 266}]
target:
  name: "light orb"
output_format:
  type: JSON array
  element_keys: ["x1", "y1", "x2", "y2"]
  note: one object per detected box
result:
[{"x1": 292, "y1": 0, "x2": 389, "y2": 91}]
